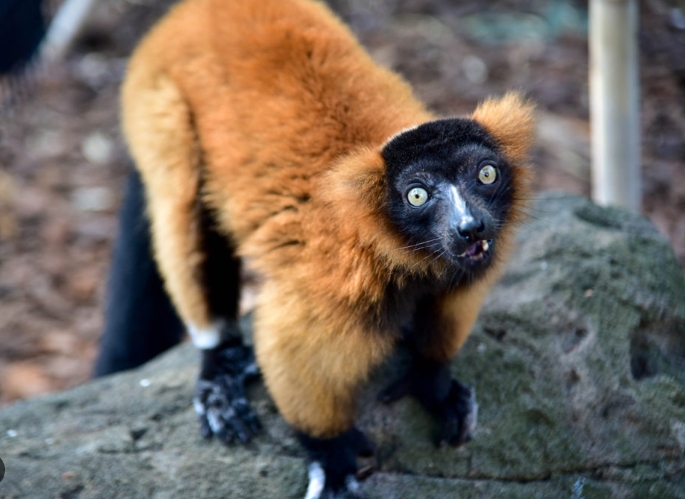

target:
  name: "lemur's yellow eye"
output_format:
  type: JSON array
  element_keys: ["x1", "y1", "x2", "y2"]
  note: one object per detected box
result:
[
  {"x1": 478, "y1": 165, "x2": 497, "y2": 185},
  {"x1": 407, "y1": 187, "x2": 428, "y2": 207}
]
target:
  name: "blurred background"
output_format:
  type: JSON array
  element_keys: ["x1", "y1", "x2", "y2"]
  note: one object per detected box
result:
[{"x1": 0, "y1": 0, "x2": 683, "y2": 407}]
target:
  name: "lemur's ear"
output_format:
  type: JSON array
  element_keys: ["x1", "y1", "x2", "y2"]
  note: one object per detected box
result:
[{"x1": 470, "y1": 92, "x2": 535, "y2": 164}]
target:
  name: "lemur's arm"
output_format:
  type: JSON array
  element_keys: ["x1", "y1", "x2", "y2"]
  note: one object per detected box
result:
[
  {"x1": 254, "y1": 280, "x2": 396, "y2": 495},
  {"x1": 380, "y1": 280, "x2": 492, "y2": 446},
  {"x1": 413, "y1": 280, "x2": 492, "y2": 364}
]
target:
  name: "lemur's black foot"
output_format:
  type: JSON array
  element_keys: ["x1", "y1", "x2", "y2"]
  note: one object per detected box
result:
[
  {"x1": 298, "y1": 427, "x2": 375, "y2": 499},
  {"x1": 194, "y1": 340, "x2": 262, "y2": 444},
  {"x1": 379, "y1": 360, "x2": 478, "y2": 447}
]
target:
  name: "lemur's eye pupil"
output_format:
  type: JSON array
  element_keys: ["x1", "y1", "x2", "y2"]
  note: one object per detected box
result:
[{"x1": 407, "y1": 187, "x2": 428, "y2": 207}]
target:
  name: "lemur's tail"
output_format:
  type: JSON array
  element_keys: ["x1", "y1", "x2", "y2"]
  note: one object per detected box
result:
[{"x1": 94, "y1": 168, "x2": 185, "y2": 377}]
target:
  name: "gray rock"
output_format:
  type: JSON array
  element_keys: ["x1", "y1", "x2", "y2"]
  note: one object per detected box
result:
[{"x1": 1, "y1": 193, "x2": 684, "y2": 499}]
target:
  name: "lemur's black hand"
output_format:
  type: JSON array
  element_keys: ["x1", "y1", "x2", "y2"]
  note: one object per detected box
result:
[
  {"x1": 298, "y1": 427, "x2": 374, "y2": 499},
  {"x1": 379, "y1": 360, "x2": 478, "y2": 447},
  {"x1": 433, "y1": 379, "x2": 478, "y2": 447},
  {"x1": 193, "y1": 340, "x2": 261, "y2": 444}
]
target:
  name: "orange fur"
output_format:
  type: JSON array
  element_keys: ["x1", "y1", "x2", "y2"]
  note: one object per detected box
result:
[
  {"x1": 122, "y1": 0, "x2": 534, "y2": 437},
  {"x1": 471, "y1": 92, "x2": 535, "y2": 226}
]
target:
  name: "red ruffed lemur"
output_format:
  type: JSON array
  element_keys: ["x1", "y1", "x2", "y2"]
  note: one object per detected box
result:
[{"x1": 94, "y1": 0, "x2": 535, "y2": 497}]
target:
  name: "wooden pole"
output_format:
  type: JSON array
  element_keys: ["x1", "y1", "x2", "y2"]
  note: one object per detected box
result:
[{"x1": 589, "y1": 0, "x2": 641, "y2": 212}]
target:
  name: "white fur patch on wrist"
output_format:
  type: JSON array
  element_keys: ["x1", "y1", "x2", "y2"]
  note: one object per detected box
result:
[
  {"x1": 304, "y1": 461, "x2": 325, "y2": 499},
  {"x1": 187, "y1": 320, "x2": 223, "y2": 349}
]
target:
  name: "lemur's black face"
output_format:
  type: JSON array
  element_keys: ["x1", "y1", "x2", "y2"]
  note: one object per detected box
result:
[{"x1": 382, "y1": 118, "x2": 514, "y2": 277}]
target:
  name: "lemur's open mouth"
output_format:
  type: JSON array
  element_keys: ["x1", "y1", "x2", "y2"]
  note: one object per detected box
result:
[{"x1": 459, "y1": 240, "x2": 491, "y2": 262}]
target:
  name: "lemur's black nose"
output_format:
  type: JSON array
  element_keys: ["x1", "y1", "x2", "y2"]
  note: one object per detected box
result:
[{"x1": 457, "y1": 218, "x2": 485, "y2": 242}]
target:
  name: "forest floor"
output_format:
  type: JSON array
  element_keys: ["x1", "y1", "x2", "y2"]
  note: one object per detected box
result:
[{"x1": 1, "y1": 0, "x2": 683, "y2": 407}]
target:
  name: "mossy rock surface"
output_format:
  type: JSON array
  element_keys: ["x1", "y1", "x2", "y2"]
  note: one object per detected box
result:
[{"x1": 1, "y1": 193, "x2": 684, "y2": 499}]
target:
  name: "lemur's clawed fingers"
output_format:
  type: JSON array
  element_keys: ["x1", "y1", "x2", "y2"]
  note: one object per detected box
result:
[
  {"x1": 382, "y1": 360, "x2": 478, "y2": 447},
  {"x1": 194, "y1": 375, "x2": 260, "y2": 443},
  {"x1": 194, "y1": 342, "x2": 262, "y2": 445},
  {"x1": 436, "y1": 380, "x2": 478, "y2": 447}
]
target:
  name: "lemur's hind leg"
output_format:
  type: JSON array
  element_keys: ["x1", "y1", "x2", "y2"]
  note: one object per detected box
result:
[
  {"x1": 379, "y1": 287, "x2": 486, "y2": 446},
  {"x1": 192, "y1": 208, "x2": 261, "y2": 444},
  {"x1": 121, "y1": 72, "x2": 260, "y2": 444}
]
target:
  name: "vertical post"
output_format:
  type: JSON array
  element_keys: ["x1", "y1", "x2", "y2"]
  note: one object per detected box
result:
[
  {"x1": 40, "y1": 0, "x2": 99, "y2": 63},
  {"x1": 589, "y1": 0, "x2": 641, "y2": 212}
]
